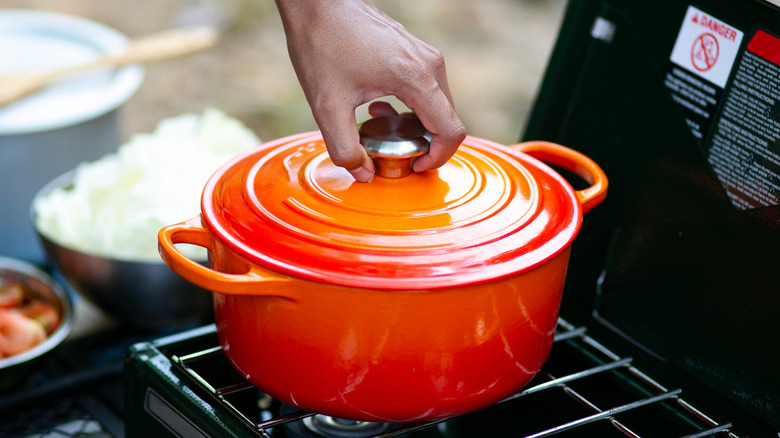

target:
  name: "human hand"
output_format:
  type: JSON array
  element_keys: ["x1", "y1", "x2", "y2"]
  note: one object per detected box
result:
[{"x1": 274, "y1": 0, "x2": 466, "y2": 182}]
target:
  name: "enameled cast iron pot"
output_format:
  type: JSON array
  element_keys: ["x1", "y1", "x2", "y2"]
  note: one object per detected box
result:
[{"x1": 158, "y1": 117, "x2": 607, "y2": 422}]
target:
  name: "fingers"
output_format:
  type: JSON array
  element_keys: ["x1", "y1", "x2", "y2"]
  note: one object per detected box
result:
[
  {"x1": 397, "y1": 90, "x2": 466, "y2": 172},
  {"x1": 369, "y1": 95, "x2": 465, "y2": 173},
  {"x1": 389, "y1": 48, "x2": 466, "y2": 172},
  {"x1": 368, "y1": 101, "x2": 399, "y2": 118},
  {"x1": 412, "y1": 131, "x2": 466, "y2": 172},
  {"x1": 313, "y1": 101, "x2": 376, "y2": 183},
  {"x1": 368, "y1": 101, "x2": 418, "y2": 121}
]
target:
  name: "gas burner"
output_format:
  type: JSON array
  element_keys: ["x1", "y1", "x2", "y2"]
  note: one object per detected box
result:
[
  {"x1": 279, "y1": 404, "x2": 405, "y2": 438},
  {"x1": 302, "y1": 416, "x2": 393, "y2": 438}
]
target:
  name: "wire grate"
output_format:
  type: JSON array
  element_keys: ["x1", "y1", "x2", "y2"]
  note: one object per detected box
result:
[{"x1": 172, "y1": 318, "x2": 738, "y2": 438}]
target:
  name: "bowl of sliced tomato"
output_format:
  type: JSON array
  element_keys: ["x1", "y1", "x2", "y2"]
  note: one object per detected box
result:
[{"x1": 0, "y1": 256, "x2": 73, "y2": 388}]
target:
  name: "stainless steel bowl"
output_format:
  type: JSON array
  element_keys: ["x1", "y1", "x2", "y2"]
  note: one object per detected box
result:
[
  {"x1": 0, "y1": 256, "x2": 74, "y2": 389},
  {"x1": 31, "y1": 170, "x2": 212, "y2": 330}
]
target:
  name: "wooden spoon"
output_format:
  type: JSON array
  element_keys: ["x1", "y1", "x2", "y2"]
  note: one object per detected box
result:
[{"x1": 0, "y1": 26, "x2": 219, "y2": 107}]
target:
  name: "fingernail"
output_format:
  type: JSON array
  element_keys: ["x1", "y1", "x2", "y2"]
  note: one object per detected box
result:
[{"x1": 349, "y1": 166, "x2": 374, "y2": 183}]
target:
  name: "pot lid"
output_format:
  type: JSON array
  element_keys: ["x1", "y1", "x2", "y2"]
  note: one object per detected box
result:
[{"x1": 202, "y1": 127, "x2": 582, "y2": 290}]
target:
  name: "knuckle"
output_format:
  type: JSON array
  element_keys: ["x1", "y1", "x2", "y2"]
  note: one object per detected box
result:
[
  {"x1": 425, "y1": 47, "x2": 446, "y2": 71},
  {"x1": 450, "y1": 121, "x2": 467, "y2": 143},
  {"x1": 443, "y1": 116, "x2": 466, "y2": 138},
  {"x1": 435, "y1": 118, "x2": 467, "y2": 145},
  {"x1": 390, "y1": 55, "x2": 436, "y2": 87}
]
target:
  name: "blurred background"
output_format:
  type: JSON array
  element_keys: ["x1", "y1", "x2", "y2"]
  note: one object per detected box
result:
[{"x1": 0, "y1": 0, "x2": 567, "y2": 145}]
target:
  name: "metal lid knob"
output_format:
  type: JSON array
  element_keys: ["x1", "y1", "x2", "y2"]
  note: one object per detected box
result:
[{"x1": 359, "y1": 115, "x2": 430, "y2": 179}]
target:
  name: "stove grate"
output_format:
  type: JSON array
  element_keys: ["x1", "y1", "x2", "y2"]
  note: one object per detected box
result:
[{"x1": 171, "y1": 318, "x2": 738, "y2": 438}]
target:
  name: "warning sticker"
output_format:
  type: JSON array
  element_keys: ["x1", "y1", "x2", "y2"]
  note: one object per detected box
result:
[
  {"x1": 669, "y1": 6, "x2": 744, "y2": 87},
  {"x1": 664, "y1": 6, "x2": 744, "y2": 143}
]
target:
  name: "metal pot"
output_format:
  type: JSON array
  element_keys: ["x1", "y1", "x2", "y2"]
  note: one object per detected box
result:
[
  {"x1": 0, "y1": 10, "x2": 143, "y2": 263},
  {"x1": 31, "y1": 170, "x2": 213, "y2": 330},
  {"x1": 158, "y1": 116, "x2": 607, "y2": 422},
  {"x1": 0, "y1": 256, "x2": 74, "y2": 390}
]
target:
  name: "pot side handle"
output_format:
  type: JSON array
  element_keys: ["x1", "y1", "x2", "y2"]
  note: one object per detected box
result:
[
  {"x1": 509, "y1": 141, "x2": 608, "y2": 213},
  {"x1": 158, "y1": 216, "x2": 294, "y2": 299}
]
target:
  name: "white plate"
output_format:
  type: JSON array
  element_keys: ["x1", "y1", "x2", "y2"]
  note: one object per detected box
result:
[{"x1": 0, "y1": 9, "x2": 144, "y2": 135}]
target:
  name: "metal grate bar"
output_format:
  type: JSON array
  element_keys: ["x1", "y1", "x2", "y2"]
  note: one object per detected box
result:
[
  {"x1": 370, "y1": 419, "x2": 448, "y2": 438},
  {"x1": 675, "y1": 400, "x2": 739, "y2": 438},
  {"x1": 220, "y1": 391, "x2": 261, "y2": 427},
  {"x1": 524, "y1": 389, "x2": 683, "y2": 438},
  {"x1": 553, "y1": 325, "x2": 588, "y2": 342},
  {"x1": 506, "y1": 357, "x2": 633, "y2": 399},
  {"x1": 176, "y1": 346, "x2": 223, "y2": 362},
  {"x1": 174, "y1": 362, "x2": 217, "y2": 394},
  {"x1": 610, "y1": 418, "x2": 643, "y2": 438},
  {"x1": 256, "y1": 410, "x2": 314, "y2": 429},
  {"x1": 680, "y1": 424, "x2": 733, "y2": 438},
  {"x1": 216, "y1": 382, "x2": 255, "y2": 396},
  {"x1": 172, "y1": 348, "x2": 226, "y2": 394},
  {"x1": 558, "y1": 381, "x2": 644, "y2": 438},
  {"x1": 562, "y1": 381, "x2": 641, "y2": 437}
]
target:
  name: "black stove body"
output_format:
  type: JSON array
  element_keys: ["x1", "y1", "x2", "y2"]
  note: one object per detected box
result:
[
  {"x1": 523, "y1": 0, "x2": 779, "y2": 432},
  {"x1": 2, "y1": 0, "x2": 778, "y2": 437}
]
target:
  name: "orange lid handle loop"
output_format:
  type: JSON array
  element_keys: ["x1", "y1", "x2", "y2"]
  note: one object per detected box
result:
[{"x1": 510, "y1": 141, "x2": 608, "y2": 213}]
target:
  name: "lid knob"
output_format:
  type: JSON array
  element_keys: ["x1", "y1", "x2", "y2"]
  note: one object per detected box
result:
[{"x1": 359, "y1": 115, "x2": 431, "y2": 179}]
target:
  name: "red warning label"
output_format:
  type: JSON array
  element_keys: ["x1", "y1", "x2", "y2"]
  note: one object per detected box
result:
[
  {"x1": 670, "y1": 6, "x2": 743, "y2": 87},
  {"x1": 747, "y1": 29, "x2": 780, "y2": 65}
]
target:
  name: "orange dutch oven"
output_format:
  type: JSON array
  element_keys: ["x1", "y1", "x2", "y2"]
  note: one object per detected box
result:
[{"x1": 158, "y1": 115, "x2": 607, "y2": 423}]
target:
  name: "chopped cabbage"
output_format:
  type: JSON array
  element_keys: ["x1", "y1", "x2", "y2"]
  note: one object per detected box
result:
[{"x1": 34, "y1": 108, "x2": 260, "y2": 262}]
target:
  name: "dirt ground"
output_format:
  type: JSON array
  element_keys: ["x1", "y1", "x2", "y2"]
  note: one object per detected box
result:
[{"x1": 1, "y1": 0, "x2": 567, "y2": 146}]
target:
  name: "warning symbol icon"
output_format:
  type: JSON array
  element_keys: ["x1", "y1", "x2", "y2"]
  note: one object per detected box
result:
[
  {"x1": 691, "y1": 33, "x2": 719, "y2": 72},
  {"x1": 670, "y1": 6, "x2": 744, "y2": 88}
]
